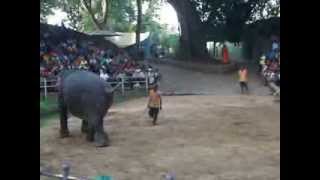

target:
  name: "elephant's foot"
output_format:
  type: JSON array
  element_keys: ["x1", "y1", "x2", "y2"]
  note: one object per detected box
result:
[
  {"x1": 60, "y1": 130, "x2": 70, "y2": 138},
  {"x1": 94, "y1": 132, "x2": 110, "y2": 147}
]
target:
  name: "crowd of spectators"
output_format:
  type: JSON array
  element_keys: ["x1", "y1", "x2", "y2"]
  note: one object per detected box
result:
[
  {"x1": 259, "y1": 39, "x2": 280, "y2": 88},
  {"x1": 40, "y1": 25, "x2": 161, "y2": 89}
]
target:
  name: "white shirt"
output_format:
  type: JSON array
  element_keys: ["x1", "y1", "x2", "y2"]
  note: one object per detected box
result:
[
  {"x1": 132, "y1": 72, "x2": 139, "y2": 78},
  {"x1": 272, "y1": 42, "x2": 279, "y2": 50},
  {"x1": 90, "y1": 59, "x2": 97, "y2": 64},
  {"x1": 106, "y1": 58, "x2": 112, "y2": 64},
  {"x1": 149, "y1": 76, "x2": 155, "y2": 84},
  {"x1": 138, "y1": 72, "x2": 145, "y2": 78},
  {"x1": 100, "y1": 73, "x2": 109, "y2": 80}
]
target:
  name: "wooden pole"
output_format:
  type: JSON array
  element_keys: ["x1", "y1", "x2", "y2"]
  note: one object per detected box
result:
[
  {"x1": 145, "y1": 74, "x2": 149, "y2": 96},
  {"x1": 213, "y1": 41, "x2": 216, "y2": 58},
  {"x1": 121, "y1": 77, "x2": 125, "y2": 95}
]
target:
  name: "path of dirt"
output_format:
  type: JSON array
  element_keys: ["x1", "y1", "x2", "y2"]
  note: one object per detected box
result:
[{"x1": 154, "y1": 62, "x2": 270, "y2": 96}]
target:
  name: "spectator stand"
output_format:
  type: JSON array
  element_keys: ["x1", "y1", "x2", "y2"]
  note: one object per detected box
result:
[{"x1": 40, "y1": 23, "x2": 161, "y2": 99}]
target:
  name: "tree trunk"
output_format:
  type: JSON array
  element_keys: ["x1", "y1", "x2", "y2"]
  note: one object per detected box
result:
[
  {"x1": 81, "y1": 0, "x2": 109, "y2": 30},
  {"x1": 136, "y1": 0, "x2": 142, "y2": 51},
  {"x1": 168, "y1": 0, "x2": 208, "y2": 60},
  {"x1": 213, "y1": 41, "x2": 216, "y2": 57}
]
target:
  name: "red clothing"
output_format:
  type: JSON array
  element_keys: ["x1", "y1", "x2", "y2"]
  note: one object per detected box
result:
[{"x1": 222, "y1": 47, "x2": 229, "y2": 64}]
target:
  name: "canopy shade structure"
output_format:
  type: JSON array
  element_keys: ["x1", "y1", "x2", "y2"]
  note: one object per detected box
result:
[
  {"x1": 105, "y1": 32, "x2": 150, "y2": 48},
  {"x1": 87, "y1": 30, "x2": 121, "y2": 37},
  {"x1": 86, "y1": 30, "x2": 150, "y2": 48}
]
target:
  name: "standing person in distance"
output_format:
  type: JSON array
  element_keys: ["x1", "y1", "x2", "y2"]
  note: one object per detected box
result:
[{"x1": 238, "y1": 66, "x2": 249, "y2": 94}]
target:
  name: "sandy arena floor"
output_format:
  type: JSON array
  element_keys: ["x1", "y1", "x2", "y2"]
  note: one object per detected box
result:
[{"x1": 40, "y1": 94, "x2": 279, "y2": 180}]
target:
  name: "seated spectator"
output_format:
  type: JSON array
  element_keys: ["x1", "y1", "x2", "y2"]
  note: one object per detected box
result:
[
  {"x1": 259, "y1": 55, "x2": 266, "y2": 73},
  {"x1": 132, "y1": 69, "x2": 144, "y2": 79},
  {"x1": 43, "y1": 53, "x2": 50, "y2": 63},
  {"x1": 138, "y1": 70, "x2": 146, "y2": 79},
  {"x1": 272, "y1": 40, "x2": 280, "y2": 53},
  {"x1": 269, "y1": 61, "x2": 278, "y2": 72},
  {"x1": 79, "y1": 58, "x2": 88, "y2": 70},
  {"x1": 107, "y1": 56, "x2": 113, "y2": 64},
  {"x1": 100, "y1": 55, "x2": 109, "y2": 68},
  {"x1": 147, "y1": 70, "x2": 156, "y2": 85},
  {"x1": 74, "y1": 56, "x2": 83, "y2": 66},
  {"x1": 100, "y1": 69, "x2": 110, "y2": 81},
  {"x1": 154, "y1": 68, "x2": 161, "y2": 82}
]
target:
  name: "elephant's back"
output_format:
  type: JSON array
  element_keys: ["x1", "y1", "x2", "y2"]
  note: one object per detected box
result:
[
  {"x1": 61, "y1": 71, "x2": 108, "y2": 117},
  {"x1": 63, "y1": 71, "x2": 105, "y2": 91}
]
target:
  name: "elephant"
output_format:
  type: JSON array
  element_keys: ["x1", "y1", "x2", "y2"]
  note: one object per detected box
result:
[{"x1": 57, "y1": 70, "x2": 113, "y2": 147}]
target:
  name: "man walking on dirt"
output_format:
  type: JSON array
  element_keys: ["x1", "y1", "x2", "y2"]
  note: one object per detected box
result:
[
  {"x1": 239, "y1": 66, "x2": 249, "y2": 94},
  {"x1": 147, "y1": 85, "x2": 162, "y2": 125}
]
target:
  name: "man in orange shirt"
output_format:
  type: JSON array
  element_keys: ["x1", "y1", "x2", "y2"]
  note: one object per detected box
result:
[
  {"x1": 147, "y1": 85, "x2": 162, "y2": 125},
  {"x1": 239, "y1": 66, "x2": 249, "y2": 94}
]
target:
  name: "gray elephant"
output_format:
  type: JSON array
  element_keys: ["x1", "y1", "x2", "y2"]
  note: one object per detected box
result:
[{"x1": 57, "y1": 70, "x2": 113, "y2": 147}]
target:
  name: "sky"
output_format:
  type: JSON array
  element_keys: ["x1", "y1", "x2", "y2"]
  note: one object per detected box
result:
[
  {"x1": 47, "y1": 2, "x2": 179, "y2": 33},
  {"x1": 47, "y1": 9, "x2": 68, "y2": 26}
]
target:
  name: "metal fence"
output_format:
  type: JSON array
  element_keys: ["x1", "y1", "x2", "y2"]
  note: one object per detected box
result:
[
  {"x1": 40, "y1": 162, "x2": 105, "y2": 180},
  {"x1": 40, "y1": 162, "x2": 174, "y2": 180},
  {"x1": 40, "y1": 75, "x2": 150, "y2": 99}
]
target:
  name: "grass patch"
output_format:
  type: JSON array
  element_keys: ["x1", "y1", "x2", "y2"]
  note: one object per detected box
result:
[
  {"x1": 40, "y1": 89, "x2": 147, "y2": 127},
  {"x1": 40, "y1": 94, "x2": 59, "y2": 127}
]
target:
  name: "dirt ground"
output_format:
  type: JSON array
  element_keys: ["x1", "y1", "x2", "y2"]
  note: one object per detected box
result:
[{"x1": 40, "y1": 63, "x2": 280, "y2": 180}]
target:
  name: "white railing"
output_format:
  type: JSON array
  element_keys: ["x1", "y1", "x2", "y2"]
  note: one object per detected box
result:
[
  {"x1": 40, "y1": 75, "x2": 150, "y2": 99},
  {"x1": 40, "y1": 78, "x2": 58, "y2": 99}
]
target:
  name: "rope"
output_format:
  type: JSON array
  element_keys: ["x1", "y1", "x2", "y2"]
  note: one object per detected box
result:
[{"x1": 161, "y1": 91, "x2": 216, "y2": 96}]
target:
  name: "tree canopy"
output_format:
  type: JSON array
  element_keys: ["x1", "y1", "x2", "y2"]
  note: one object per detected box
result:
[{"x1": 40, "y1": 0, "x2": 280, "y2": 59}]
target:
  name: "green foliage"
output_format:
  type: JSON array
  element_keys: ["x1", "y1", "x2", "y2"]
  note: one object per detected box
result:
[
  {"x1": 40, "y1": 94, "x2": 59, "y2": 127},
  {"x1": 82, "y1": 11, "x2": 97, "y2": 32},
  {"x1": 79, "y1": 0, "x2": 137, "y2": 32},
  {"x1": 40, "y1": 0, "x2": 59, "y2": 22},
  {"x1": 107, "y1": 0, "x2": 136, "y2": 32},
  {"x1": 160, "y1": 33, "x2": 179, "y2": 52},
  {"x1": 58, "y1": 0, "x2": 83, "y2": 30},
  {"x1": 191, "y1": 0, "x2": 280, "y2": 42}
]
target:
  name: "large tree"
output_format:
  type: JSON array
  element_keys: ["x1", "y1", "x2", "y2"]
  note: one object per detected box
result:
[
  {"x1": 40, "y1": 0, "x2": 279, "y2": 59},
  {"x1": 167, "y1": 0, "x2": 280, "y2": 59},
  {"x1": 136, "y1": 0, "x2": 142, "y2": 50},
  {"x1": 167, "y1": 0, "x2": 207, "y2": 59},
  {"x1": 81, "y1": 0, "x2": 110, "y2": 30}
]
